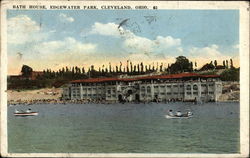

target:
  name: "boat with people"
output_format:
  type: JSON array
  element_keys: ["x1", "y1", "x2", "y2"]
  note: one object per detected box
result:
[
  {"x1": 14, "y1": 109, "x2": 38, "y2": 116},
  {"x1": 165, "y1": 110, "x2": 193, "y2": 119}
]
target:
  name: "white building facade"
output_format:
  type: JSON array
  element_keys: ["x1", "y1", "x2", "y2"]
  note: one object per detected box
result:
[{"x1": 62, "y1": 73, "x2": 222, "y2": 102}]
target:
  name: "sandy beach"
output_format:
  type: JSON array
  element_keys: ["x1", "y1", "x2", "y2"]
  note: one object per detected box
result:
[{"x1": 7, "y1": 88, "x2": 62, "y2": 102}]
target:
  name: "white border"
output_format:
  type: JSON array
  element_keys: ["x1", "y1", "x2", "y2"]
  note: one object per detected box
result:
[{"x1": 1, "y1": 1, "x2": 249, "y2": 157}]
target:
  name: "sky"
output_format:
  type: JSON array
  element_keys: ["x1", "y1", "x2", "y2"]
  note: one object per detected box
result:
[{"x1": 7, "y1": 10, "x2": 239, "y2": 75}]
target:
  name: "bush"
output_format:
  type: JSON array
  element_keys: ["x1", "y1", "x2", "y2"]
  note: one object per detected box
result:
[{"x1": 220, "y1": 67, "x2": 239, "y2": 81}]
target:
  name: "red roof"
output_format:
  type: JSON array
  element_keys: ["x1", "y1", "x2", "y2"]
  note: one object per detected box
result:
[{"x1": 71, "y1": 73, "x2": 220, "y2": 83}]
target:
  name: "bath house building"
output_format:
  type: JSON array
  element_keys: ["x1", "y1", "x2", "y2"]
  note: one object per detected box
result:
[{"x1": 62, "y1": 73, "x2": 222, "y2": 102}]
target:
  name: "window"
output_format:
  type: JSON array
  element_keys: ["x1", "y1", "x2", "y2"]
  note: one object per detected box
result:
[
  {"x1": 186, "y1": 92, "x2": 191, "y2": 95},
  {"x1": 173, "y1": 85, "x2": 178, "y2": 87},
  {"x1": 193, "y1": 92, "x2": 198, "y2": 95},
  {"x1": 147, "y1": 86, "x2": 151, "y2": 93},
  {"x1": 209, "y1": 92, "x2": 214, "y2": 94},
  {"x1": 186, "y1": 85, "x2": 191, "y2": 90},
  {"x1": 107, "y1": 89, "x2": 111, "y2": 94},
  {"x1": 174, "y1": 92, "x2": 178, "y2": 95},
  {"x1": 193, "y1": 85, "x2": 198, "y2": 90},
  {"x1": 167, "y1": 85, "x2": 171, "y2": 88},
  {"x1": 179, "y1": 85, "x2": 184, "y2": 87},
  {"x1": 167, "y1": 92, "x2": 171, "y2": 95}
]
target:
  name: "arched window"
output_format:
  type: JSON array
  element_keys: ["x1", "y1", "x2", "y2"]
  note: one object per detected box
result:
[
  {"x1": 186, "y1": 85, "x2": 191, "y2": 90},
  {"x1": 193, "y1": 85, "x2": 198, "y2": 90},
  {"x1": 147, "y1": 86, "x2": 151, "y2": 93}
]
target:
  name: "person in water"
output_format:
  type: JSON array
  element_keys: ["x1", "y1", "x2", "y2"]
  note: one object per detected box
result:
[
  {"x1": 176, "y1": 111, "x2": 182, "y2": 117},
  {"x1": 168, "y1": 110, "x2": 174, "y2": 116},
  {"x1": 187, "y1": 111, "x2": 193, "y2": 116},
  {"x1": 26, "y1": 108, "x2": 32, "y2": 113}
]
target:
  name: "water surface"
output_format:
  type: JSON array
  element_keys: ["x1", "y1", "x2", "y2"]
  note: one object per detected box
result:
[{"x1": 8, "y1": 102, "x2": 239, "y2": 153}]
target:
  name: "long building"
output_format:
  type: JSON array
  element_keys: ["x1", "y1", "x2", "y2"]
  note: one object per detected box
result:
[{"x1": 62, "y1": 73, "x2": 222, "y2": 102}]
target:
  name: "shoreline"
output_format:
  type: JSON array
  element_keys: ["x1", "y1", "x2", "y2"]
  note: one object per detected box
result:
[
  {"x1": 7, "y1": 84, "x2": 240, "y2": 106},
  {"x1": 7, "y1": 99, "x2": 239, "y2": 106}
]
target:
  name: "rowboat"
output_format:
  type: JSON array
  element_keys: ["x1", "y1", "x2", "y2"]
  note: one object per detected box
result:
[
  {"x1": 165, "y1": 110, "x2": 193, "y2": 119},
  {"x1": 14, "y1": 109, "x2": 38, "y2": 116},
  {"x1": 165, "y1": 114, "x2": 193, "y2": 119}
]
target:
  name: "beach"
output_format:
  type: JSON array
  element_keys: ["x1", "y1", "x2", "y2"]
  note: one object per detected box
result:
[{"x1": 7, "y1": 88, "x2": 62, "y2": 104}]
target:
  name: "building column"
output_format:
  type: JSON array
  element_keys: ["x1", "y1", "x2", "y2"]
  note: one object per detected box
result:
[{"x1": 80, "y1": 83, "x2": 83, "y2": 99}]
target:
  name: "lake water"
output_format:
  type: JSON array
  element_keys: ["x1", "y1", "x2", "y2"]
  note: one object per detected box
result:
[{"x1": 8, "y1": 102, "x2": 239, "y2": 153}]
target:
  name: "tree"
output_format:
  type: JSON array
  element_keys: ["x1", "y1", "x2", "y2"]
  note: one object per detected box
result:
[
  {"x1": 168, "y1": 56, "x2": 193, "y2": 73},
  {"x1": 115, "y1": 66, "x2": 119, "y2": 73},
  {"x1": 82, "y1": 67, "x2": 85, "y2": 74},
  {"x1": 119, "y1": 62, "x2": 122, "y2": 72},
  {"x1": 230, "y1": 59, "x2": 234, "y2": 68},
  {"x1": 160, "y1": 63, "x2": 163, "y2": 72},
  {"x1": 199, "y1": 63, "x2": 215, "y2": 71},
  {"x1": 126, "y1": 60, "x2": 129, "y2": 73},
  {"x1": 223, "y1": 60, "x2": 226, "y2": 67},
  {"x1": 130, "y1": 62, "x2": 133, "y2": 72},
  {"x1": 214, "y1": 60, "x2": 217, "y2": 67},
  {"x1": 140, "y1": 62, "x2": 144, "y2": 73},
  {"x1": 109, "y1": 62, "x2": 111, "y2": 73},
  {"x1": 21, "y1": 65, "x2": 33, "y2": 77},
  {"x1": 220, "y1": 67, "x2": 239, "y2": 81},
  {"x1": 190, "y1": 62, "x2": 193, "y2": 71}
]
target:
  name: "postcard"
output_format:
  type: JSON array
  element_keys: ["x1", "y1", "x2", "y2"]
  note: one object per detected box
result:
[{"x1": 0, "y1": 0, "x2": 249, "y2": 157}]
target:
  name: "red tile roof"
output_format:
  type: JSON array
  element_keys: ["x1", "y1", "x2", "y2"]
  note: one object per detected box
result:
[{"x1": 71, "y1": 73, "x2": 220, "y2": 83}]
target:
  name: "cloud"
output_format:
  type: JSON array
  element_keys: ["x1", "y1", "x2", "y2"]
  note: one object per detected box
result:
[
  {"x1": 33, "y1": 37, "x2": 96, "y2": 55},
  {"x1": 11, "y1": 37, "x2": 97, "y2": 73},
  {"x1": 59, "y1": 13, "x2": 74, "y2": 23},
  {"x1": 90, "y1": 22, "x2": 122, "y2": 37},
  {"x1": 189, "y1": 44, "x2": 225, "y2": 59},
  {"x1": 90, "y1": 22, "x2": 182, "y2": 58},
  {"x1": 187, "y1": 44, "x2": 239, "y2": 67},
  {"x1": 7, "y1": 15, "x2": 48, "y2": 44}
]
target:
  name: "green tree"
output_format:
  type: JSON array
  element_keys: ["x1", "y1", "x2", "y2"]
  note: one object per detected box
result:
[
  {"x1": 199, "y1": 63, "x2": 215, "y2": 71},
  {"x1": 230, "y1": 59, "x2": 234, "y2": 68},
  {"x1": 21, "y1": 65, "x2": 33, "y2": 77},
  {"x1": 169, "y1": 56, "x2": 193, "y2": 73},
  {"x1": 214, "y1": 60, "x2": 217, "y2": 67},
  {"x1": 140, "y1": 62, "x2": 144, "y2": 72},
  {"x1": 220, "y1": 67, "x2": 239, "y2": 81},
  {"x1": 223, "y1": 60, "x2": 225, "y2": 67}
]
